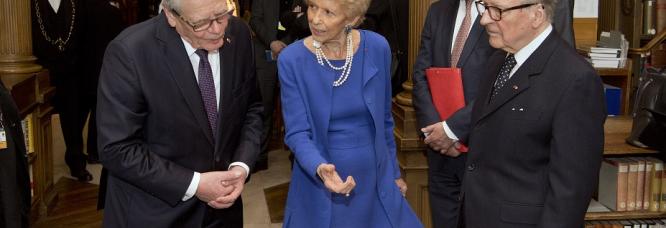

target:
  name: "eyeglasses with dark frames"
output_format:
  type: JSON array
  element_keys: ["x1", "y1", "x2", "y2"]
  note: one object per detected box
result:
[
  {"x1": 170, "y1": 6, "x2": 235, "y2": 32},
  {"x1": 474, "y1": 1, "x2": 541, "y2": 21}
]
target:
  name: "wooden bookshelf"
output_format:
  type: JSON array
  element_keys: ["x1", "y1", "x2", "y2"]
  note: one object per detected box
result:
[
  {"x1": 586, "y1": 211, "x2": 666, "y2": 221},
  {"x1": 597, "y1": 60, "x2": 633, "y2": 115},
  {"x1": 586, "y1": 116, "x2": 661, "y2": 221},
  {"x1": 603, "y1": 116, "x2": 657, "y2": 155},
  {"x1": 1, "y1": 69, "x2": 57, "y2": 218}
]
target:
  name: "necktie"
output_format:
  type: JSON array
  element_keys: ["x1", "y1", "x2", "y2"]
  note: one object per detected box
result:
[
  {"x1": 490, "y1": 54, "x2": 517, "y2": 102},
  {"x1": 195, "y1": 49, "x2": 218, "y2": 135},
  {"x1": 451, "y1": 0, "x2": 473, "y2": 67}
]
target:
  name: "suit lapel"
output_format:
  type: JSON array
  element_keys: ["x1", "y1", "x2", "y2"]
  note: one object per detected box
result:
[
  {"x1": 475, "y1": 32, "x2": 559, "y2": 123},
  {"x1": 216, "y1": 33, "x2": 235, "y2": 141},
  {"x1": 155, "y1": 14, "x2": 214, "y2": 146}
]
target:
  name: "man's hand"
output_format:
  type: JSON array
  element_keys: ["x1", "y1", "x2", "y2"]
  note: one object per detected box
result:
[
  {"x1": 317, "y1": 163, "x2": 356, "y2": 196},
  {"x1": 421, "y1": 122, "x2": 460, "y2": 157},
  {"x1": 208, "y1": 166, "x2": 247, "y2": 209},
  {"x1": 270, "y1": 40, "x2": 287, "y2": 57},
  {"x1": 395, "y1": 178, "x2": 407, "y2": 197},
  {"x1": 196, "y1": 169, "x2": 243, "y2": 209}
]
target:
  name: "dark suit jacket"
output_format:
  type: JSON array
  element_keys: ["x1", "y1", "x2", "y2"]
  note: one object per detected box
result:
[
  {"x1": 250, "y1": 0, "x2": 295, "y2": 51},
  {"x1": 554, "y1": 0, "x2": 575, "y2": 47},
  {"x1": 462, "y1": 31, "x2": 606, "y2": 228},
  {"x1": 412, "y1": 0, "x2": 495, "y2": 143},
  {"x1": 97, "y1": 13, "x2": 263, "y2": 227}
]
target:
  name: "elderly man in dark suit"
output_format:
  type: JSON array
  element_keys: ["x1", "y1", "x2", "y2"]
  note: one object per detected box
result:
[
  {"x1": 96, "y1": 0, "x2": 262, "y2": 226},
  {"x1": 413, "y1": 0, "x2": 577, "y2": 227},
  {"x1": 462, "y1": 0, "x2": 606, "y2": 227}
]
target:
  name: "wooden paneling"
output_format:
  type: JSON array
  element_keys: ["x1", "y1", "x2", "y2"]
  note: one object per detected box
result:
[{"x1": 574, "y1": 18, "x2": 599, "y2": 47}]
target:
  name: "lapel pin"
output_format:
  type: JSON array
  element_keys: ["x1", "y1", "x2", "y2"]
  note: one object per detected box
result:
[{"x1": 512, "y1": 85, "x2": 518, "y2": 90}]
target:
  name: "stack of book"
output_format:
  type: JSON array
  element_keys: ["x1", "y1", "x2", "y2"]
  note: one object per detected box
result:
[
  {"x1": 597, "y1": 157, "x2": 665, "y2": 212},
  {"x1": 581, "y1": 30, "x2": 629, "y2": 69},
  {"x1": 589, "y1": 47, "x2": 623, "y2": 68}
]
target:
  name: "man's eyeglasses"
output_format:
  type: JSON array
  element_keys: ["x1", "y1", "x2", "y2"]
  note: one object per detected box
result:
[
  {"x1": 474, "y1": 1, "x2": 541, "y2": 21},
  {"x1": 171, "y1": 7, "x2": 234, "y2": 32}
]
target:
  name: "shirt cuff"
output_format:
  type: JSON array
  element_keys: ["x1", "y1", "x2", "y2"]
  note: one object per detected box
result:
[
  {"x1": 442, "y1": 121, "x2": 460, "y2": 141},
  {"x1": 229, "y1": 162, "x2": 250, "y2": 178},
  {"x1": 182, "y1": 172, "x2": 200, "y2": 201}
]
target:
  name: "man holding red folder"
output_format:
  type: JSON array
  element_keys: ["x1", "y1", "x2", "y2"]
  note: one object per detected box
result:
[{"x1": 411, "y1": 0, "x2": 495, "y2": 227}]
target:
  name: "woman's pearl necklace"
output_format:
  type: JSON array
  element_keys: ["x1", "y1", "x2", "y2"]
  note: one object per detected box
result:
[{"x1": 313, "y1": 31, "x2": 354, "y2": 87}]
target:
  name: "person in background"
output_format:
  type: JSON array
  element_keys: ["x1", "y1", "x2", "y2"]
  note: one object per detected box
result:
[
  {"x1": 277, "y1": 0, "x2": 422, "y2": 227},
  {"x1": 462, "y1": 0, "x2": 606, "y2": 227},
  {"x1": 249, "y1": 0, "x2": 308, "y2": 172},
  {"x1": 96, "y1": 0, "x2": 263, "y2": 226},
  {"x1": 0, "y1": 82, "x2": 31, "y2": 228},
  {"x1": 411, "y1": 0, "x2": 494, "y2": 227},
  {"x1": 32, "y1": 0, "x2": 94, "y2": 182}
]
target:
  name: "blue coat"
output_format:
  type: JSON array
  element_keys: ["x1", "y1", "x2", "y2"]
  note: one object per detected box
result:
[{"x1": 278, "y1": 30, "x2": 418, "y2": 227}]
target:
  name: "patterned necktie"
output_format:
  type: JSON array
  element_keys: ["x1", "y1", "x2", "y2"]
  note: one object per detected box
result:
[
  {"x1": 490, "y1": 54, "x2": 517, "y2": 102},
  {"x1": 451, "y1": 0, "x2": 473, "y2": 67},
  {"x1": 195, "y1": 49, "x2": 218, "y2": 135}
]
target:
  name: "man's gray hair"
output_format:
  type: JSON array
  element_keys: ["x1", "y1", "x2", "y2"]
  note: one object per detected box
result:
[
  {"x1": 539, "y1": 0, "x2": 557, "y2": 22},
  {"x1": 162, "y1": 0, "x2": 181, "y2": 12}
]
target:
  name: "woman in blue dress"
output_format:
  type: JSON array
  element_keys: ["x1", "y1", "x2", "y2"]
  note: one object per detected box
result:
[{"x1": 277, "y1": 0, "x2": 422, "y2": 227}]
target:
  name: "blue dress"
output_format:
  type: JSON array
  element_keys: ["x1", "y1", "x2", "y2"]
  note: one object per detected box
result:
[
  {"x1": 277, "y1": 30, "x2": 422, "y2": 228},
  {"x1": 328, "y1": 57, "x2": 391, "y2": 227}
]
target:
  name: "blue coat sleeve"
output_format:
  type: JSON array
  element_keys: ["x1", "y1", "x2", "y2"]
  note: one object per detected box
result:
[
  {"x1": 277, "y1": 52, "x2": 328, "y2": 179},
  {"x1": 380, "y1": 38, "x2": 401, "y2": 179}
]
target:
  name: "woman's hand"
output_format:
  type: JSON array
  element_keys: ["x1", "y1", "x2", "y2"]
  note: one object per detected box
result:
[
  {"x1": 395, "y1": 178, "x2": 407, "y2": 197},
  {"x1": 316, "y1": 163, "x2": 356, "y2": 196}
]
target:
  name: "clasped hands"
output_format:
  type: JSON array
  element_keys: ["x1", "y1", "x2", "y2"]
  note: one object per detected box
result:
[
  {"x1": 317, "y1": 163, "x2": 408, "y2": 197},
  {"x1": 421, "y1": 122, "x2": 462, "y2": 157},
  {"x1": 195, "y1": 166, "x2": 247, "y2": 209}
]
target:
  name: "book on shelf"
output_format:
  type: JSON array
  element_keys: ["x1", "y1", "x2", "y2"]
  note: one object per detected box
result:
[
  {"x1": 589, "y1": 52, "x2": 622, "y2": 58},
  {"x1": 29, "y1": 164, "x2": 34, "y2": 198},
  {"x1": 647, "y1": 157, "x2": 663, "y2": 212},
  {"x1": 645, "y1": 159, "x2": 654, "y2": 211},
  {"x1": 626, "y1": 158, "x2": 639, "y2": 211},
  {"x1": 591, "y1": 58, "x2": 621, "y2": 68},
  {"x1": 635, "y1": 158, "x2": 647, "y2": 210},
  {"x1": 604, "y1": 84, "x2": 622, "y2": 116},
  {"x1": 21, "y1": 114, "x2": 34, "y2": 154},
  {"x1": 599, "y1": 158, "x2": 629, "y2": 211}
]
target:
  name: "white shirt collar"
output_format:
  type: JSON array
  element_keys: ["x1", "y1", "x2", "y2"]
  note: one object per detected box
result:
[
  {"x1": 511, "y1": 25, "x2": 552, "y2": 75},
  {"x1": 180, "y1": 38, "x2": 219, "y2": 57}
]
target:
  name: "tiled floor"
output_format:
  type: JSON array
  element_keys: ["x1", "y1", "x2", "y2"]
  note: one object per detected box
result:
[{"x1": 51, "y1": 115, "x2": 290, "y2": 227}]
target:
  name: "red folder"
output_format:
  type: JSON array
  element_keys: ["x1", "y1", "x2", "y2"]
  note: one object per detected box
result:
[{"x1": 425, "y1": 67, "x2": 468, "y2": 152}]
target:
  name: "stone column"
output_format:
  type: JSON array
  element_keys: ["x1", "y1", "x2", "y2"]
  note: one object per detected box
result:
[{"x1": 394, "y1": 0, "x2": 436, "y2": 227}]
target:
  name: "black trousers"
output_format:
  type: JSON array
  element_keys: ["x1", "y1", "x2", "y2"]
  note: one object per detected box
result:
[
  {"x1": 54, "y1": 73, "x2": 97, "y2": 176},
  {"x1": 427, "y1": 150, "x2": 467, "y2": 228},
  {"x1": 253, "y1": 40, "x2": 279, "y2": 169}
]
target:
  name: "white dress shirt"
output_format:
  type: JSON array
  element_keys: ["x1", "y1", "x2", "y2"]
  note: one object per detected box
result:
[{"x1": 181, "y1": 38, "x2": 250, "y2": 201}]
